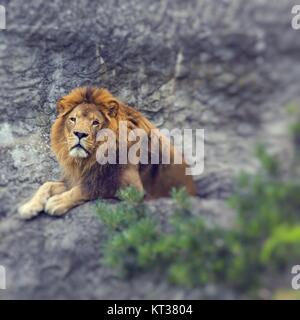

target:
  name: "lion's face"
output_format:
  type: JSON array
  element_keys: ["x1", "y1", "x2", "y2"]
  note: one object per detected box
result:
[{"x1": 64, "y1": 104, "x2": 105, "y2": 158}]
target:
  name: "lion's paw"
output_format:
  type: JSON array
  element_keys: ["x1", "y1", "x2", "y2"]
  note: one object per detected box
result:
[
  {"x1": 18, "y1": 201, "x2": 43, "y2": 220},
  {"x1": 45, "y1": 195, "x2": 69, "y2": 216}
]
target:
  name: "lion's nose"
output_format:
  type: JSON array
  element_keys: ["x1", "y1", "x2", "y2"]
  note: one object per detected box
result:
[{"x1": 73, "y1": 131, "x2": 89, "y2": 139}]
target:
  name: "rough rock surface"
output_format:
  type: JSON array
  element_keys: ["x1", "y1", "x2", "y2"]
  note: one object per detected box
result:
[{"x1": 0, "y1": 0, "x2": 300, "y2": 299}]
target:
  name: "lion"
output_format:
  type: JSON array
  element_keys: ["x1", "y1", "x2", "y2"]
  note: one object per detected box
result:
[{"x1": 18, "y1": 87, "x2": 196, "y2": 219}]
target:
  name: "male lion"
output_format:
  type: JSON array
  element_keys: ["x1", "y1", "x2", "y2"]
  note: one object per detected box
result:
[{"x1": 18, "y1": 87, "x2": 196, "y2": 219}]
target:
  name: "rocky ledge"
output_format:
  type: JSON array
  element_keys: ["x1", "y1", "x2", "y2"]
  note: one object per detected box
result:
[{"x1": 0, "y1": 0, "x2": 299, "y2": 299}]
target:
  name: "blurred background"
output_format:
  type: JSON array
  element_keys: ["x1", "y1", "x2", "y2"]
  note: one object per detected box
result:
[{"x1": 0, "y1": 0, "x2": 300, "y2": 299}]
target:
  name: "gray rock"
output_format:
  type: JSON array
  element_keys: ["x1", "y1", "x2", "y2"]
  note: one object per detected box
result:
[{"x1": 0, "y1": 0, "x2": 299, "y2": 299}]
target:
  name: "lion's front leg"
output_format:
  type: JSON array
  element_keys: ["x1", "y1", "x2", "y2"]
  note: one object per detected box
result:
[
  {"x1": 18, "y1": 181, "x2": 66, "y2": 219},
  {"x1": 120, "y1": 165, "x2": 144, "y2": 194},
  {"x1": 45, "y1": 185, "x2": 89, "y2": 216}
]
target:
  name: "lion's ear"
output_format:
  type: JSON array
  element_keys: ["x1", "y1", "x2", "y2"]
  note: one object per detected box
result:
[
  {"x1": 56, "y1": 98, "x2": 72, "y2": 117},
  {"x1": 56, "y1": 98, "x2": 65, "y2": 115},
  {"x1": 104, "y1": 99, "x2": 119, "y2": 118}
]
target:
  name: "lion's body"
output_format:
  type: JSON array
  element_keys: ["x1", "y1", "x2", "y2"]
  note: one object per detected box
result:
[{"x1": 19, "y1": 87, "x2": 196, "y2": 219}]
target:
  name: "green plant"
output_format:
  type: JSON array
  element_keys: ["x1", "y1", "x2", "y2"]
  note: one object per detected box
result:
[{"x1": 96, "y1": 186, "x2": 234, "y2": 285}]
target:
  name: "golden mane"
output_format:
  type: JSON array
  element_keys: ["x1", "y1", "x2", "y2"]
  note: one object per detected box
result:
[
  {"x1": 51, "y1": 87, "x2": 155, "y2": 178},
  {"x1": 56, "y1": 86, "x2": 154, "y2": 131}
]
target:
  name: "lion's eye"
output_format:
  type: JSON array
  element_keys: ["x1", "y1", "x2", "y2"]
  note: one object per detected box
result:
[
  {"x1": 70, "y1": 117, "x2": 76, "y2": 123},
  {"x1": 92, "y1": 120, "x2": 100, "y2": 126}
]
